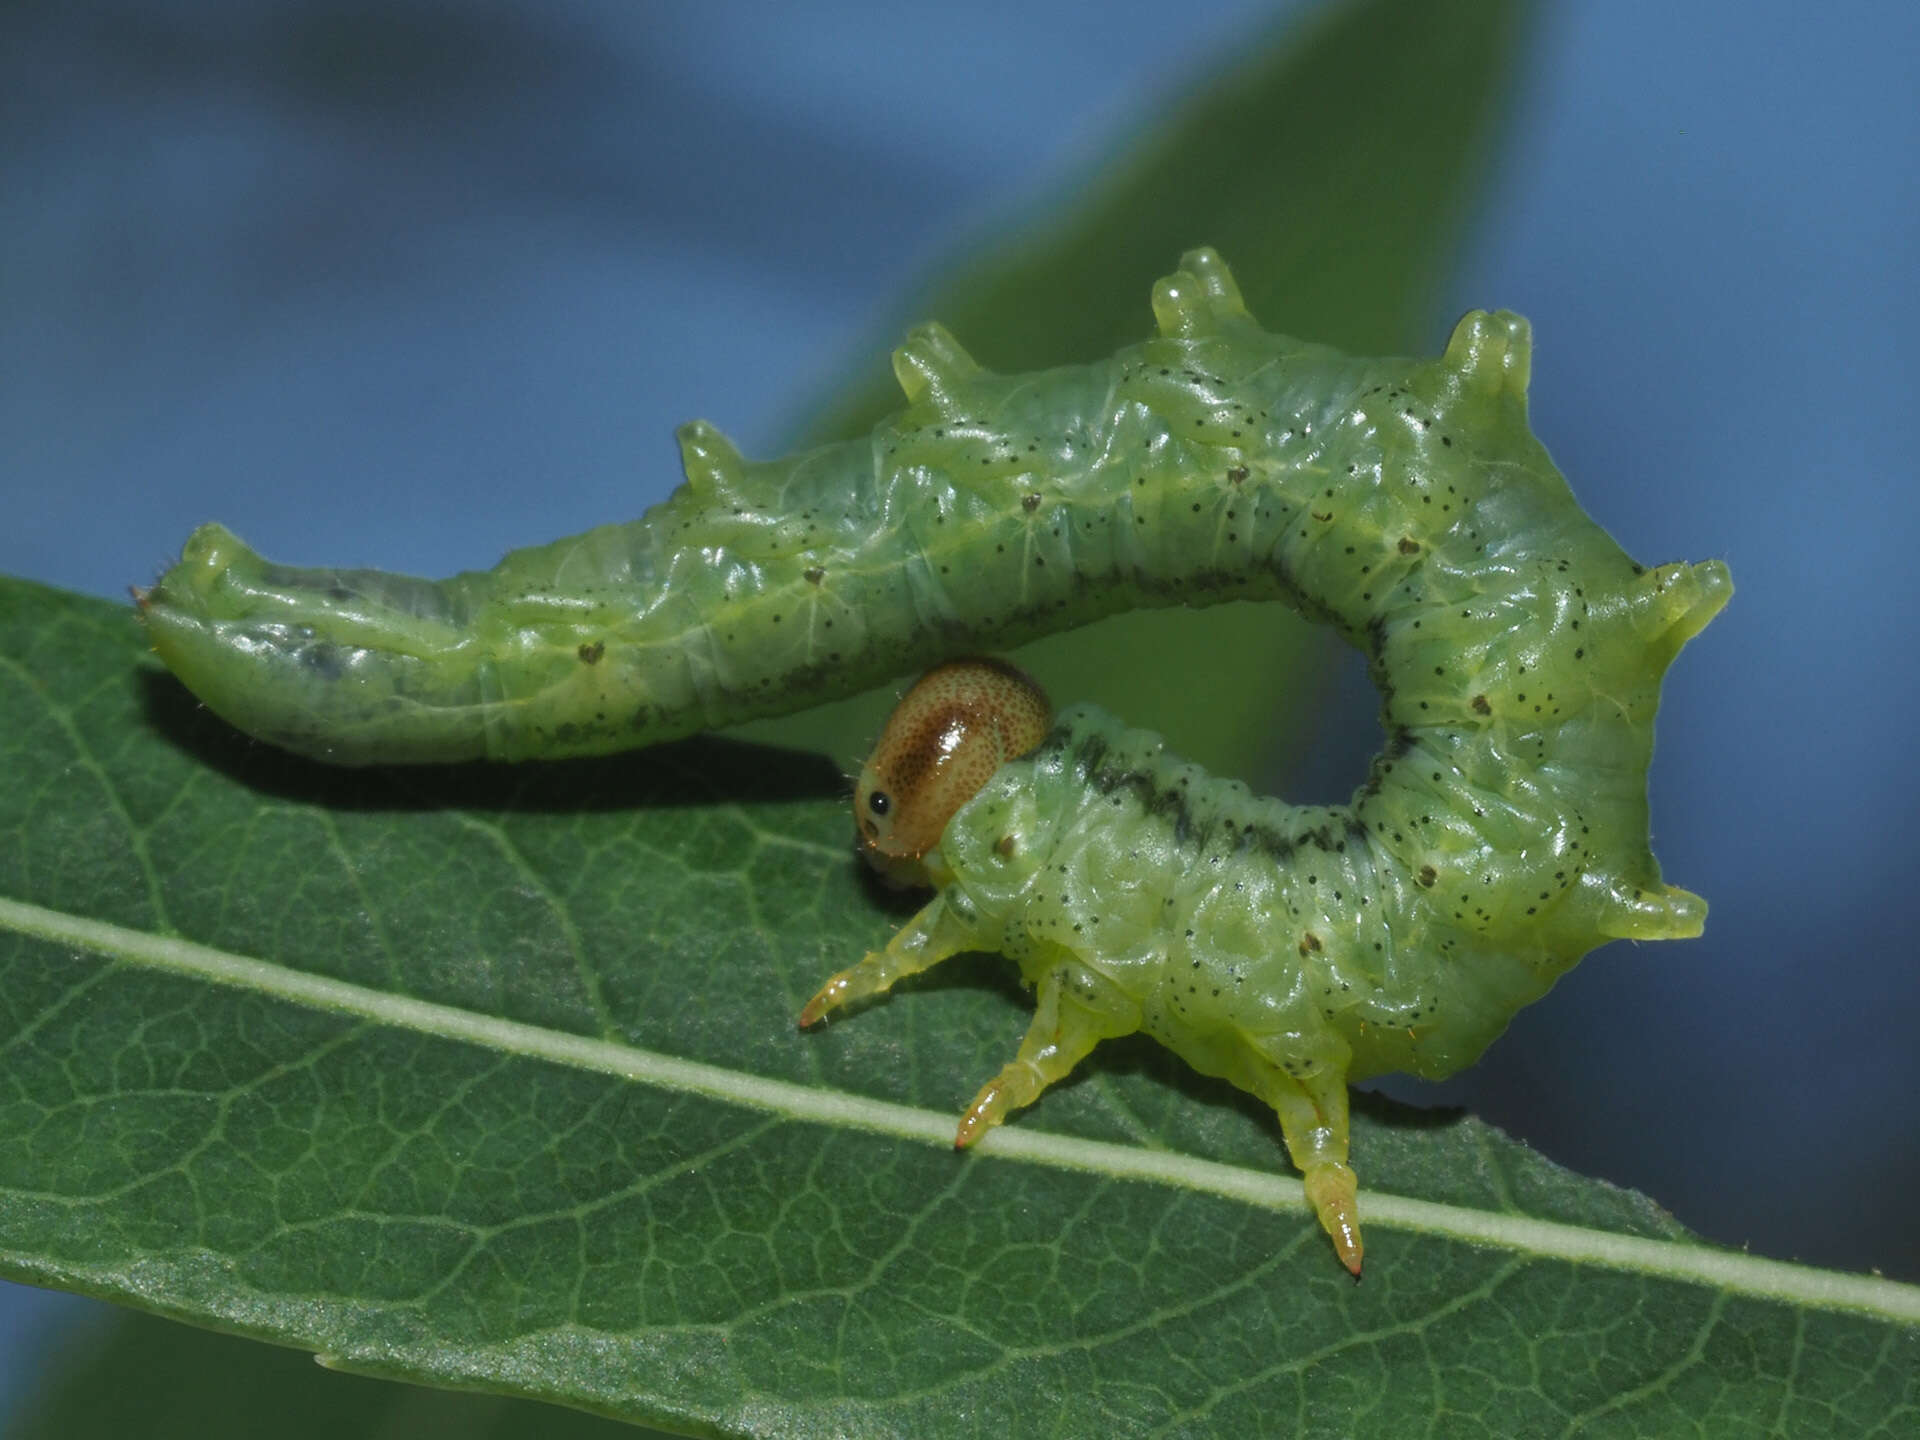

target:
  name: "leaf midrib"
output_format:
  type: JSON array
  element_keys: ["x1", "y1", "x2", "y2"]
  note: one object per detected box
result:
[{"x1": 5, "y1": 892, "x2": 1916, "y2": 1327}]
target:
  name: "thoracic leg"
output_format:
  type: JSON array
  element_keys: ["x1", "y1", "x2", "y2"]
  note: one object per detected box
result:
[
  {"x1": 954, "y1": 956, "x2": 1143, "y2": 1148},
  {"x1": 798, "y1": 895, "x2": 980, "y2": 1027},
  {"x1": 1235, "y1": 1040, "x2": 1364, "y2": 1277}
]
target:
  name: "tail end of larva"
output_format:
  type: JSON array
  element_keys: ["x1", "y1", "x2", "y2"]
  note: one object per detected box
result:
[
  {"x1": 1599, "y1": 882, "x2": 1709, "y2": 942},
  {"x1": 1443, "y1": 310, "x2": 1533, "y2": 400}
]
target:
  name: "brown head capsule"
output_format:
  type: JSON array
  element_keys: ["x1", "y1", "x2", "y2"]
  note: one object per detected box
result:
[{"x1": 854, "y1": 658, "x2": 1051, "y2": 883}]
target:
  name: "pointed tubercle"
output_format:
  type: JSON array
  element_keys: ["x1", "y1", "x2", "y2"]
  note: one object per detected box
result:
[
  {"x1": 1443, "y1": 309, "x2": 1533, "y2": 400},
  {"x1": 1599, "y1": 881, "x2": 1709, "y2": 942},
  {"x1": 1152, "y1": 248, "x2": 1251, "y2": 339},
  {"x1": 676, "y1": 419, "x2": 746, "y2": 496},
  {"x1": 891, "y1": 322, "x2": 981, "y2": 412}
]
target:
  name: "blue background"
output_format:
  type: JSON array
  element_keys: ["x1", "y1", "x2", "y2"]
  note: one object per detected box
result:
[{"x1": 3, "y1": 0, "x2": 1915, "y2": 1405}]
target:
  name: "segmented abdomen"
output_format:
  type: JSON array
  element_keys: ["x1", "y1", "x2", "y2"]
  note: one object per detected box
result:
[{"x1": 952, "y1": 677, "x2": 1706, "y2": 1087}]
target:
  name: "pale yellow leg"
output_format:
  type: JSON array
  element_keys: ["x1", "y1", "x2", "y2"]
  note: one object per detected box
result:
[
  {"x1": 798, "y1": 895, "x2": 979, "y2": 1027},
  {"x1": 1235, "y1": 1043, "x2": 1363, "y2": 1277},
  {"x1": 954, "y1": 959, "x2": 1142, "y2": 1148}
]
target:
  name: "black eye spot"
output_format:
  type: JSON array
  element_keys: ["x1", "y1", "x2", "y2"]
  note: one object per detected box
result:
[{"x1": 868, "y1": 791, "x2": 891, "y2": 816}]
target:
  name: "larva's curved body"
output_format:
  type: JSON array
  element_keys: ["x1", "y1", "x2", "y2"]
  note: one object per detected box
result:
[
  {"x1": 144, "y1": 249, "x2": 1729, "y2": 1270},
  {"x1": 142, "y1": 250, "x2": 1728, "y2": 771},
  {"x1": 804, "y1": 667, "x2": 1714, "y2": 1274}
]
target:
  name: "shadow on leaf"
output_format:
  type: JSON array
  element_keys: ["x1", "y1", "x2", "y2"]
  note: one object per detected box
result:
[{"x1": 138, "y1": 663, "x2": 851, "y2": 814}]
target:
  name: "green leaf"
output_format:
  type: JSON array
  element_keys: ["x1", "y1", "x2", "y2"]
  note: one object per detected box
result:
[
  {"x1": 13, "y1": 1304, "x2": 653, "y2": 1440},
  {"x1": 4, "y1": 579, "x2": 1919, "y2": 1437}
]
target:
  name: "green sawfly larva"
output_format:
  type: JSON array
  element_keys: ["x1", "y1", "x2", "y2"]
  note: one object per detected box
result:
[
  {"x1": 814, "y1": 642, "x2": 1714, "y2": 1275},
  {"x1": 142, "y1": 248, "x2": 1730, "y2": 1271}
]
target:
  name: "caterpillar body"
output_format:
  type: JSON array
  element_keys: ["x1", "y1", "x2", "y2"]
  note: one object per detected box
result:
[
  {"x1": 812, "y1": 654, "x2": 1710, "y2": 1274},
  {"x1": 142, "y1": 248, "x2": 1729, "y2": 1270},
  {"x1": 140, "y1": 248, "x2": 1727, "y2": 771}
]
